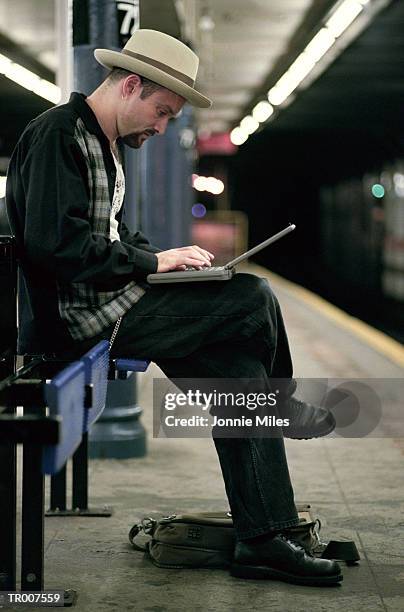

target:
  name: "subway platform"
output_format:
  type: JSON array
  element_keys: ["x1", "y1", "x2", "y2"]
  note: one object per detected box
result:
[{"x1": 15, "y1": 264, "x2": 404, "y2": 612}]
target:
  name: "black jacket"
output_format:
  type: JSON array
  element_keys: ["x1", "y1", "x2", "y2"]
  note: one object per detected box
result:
[{"x1": 6, "y1": 92, "x2": 160, "y2": 353}]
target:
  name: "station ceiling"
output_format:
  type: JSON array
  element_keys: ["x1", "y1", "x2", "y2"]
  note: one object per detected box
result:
[
  {"x1": 268, "y1": 0, "x2": 404, "y2": 138},
  {"x1": 0, "y1": 0, "x2": 403, "y2": 163}
]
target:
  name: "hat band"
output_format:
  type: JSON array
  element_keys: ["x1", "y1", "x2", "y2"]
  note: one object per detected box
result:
[{"x1": 121, "y1": 49, "x2": 195, "y2": 87}]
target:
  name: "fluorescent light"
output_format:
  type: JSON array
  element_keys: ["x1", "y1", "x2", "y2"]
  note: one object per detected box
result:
[
  {"x1": 245, "y1": 0, "x2": 375, "y2": 129},
  {"x1": 230, "y1": 127, "x2": 248, "y2": 146},
  {"x1": 6, "y1": 63, "x2": 41, "y2": 91},
  {"x1": 0, "y1": 52, "x2": 61, "y2": 104},
  {"x1": 240, "y1": 115, "x2": 259, "y2": 135},
  {"x1": 252, "y1": 101, "x2": 274, "y2": 122},
  {"x1": 31, "y1": 80, "x2": 61, "y2": 103},
  {"x1": 267, "y1": 87, "x2": 286, "y2": 106},
  {"x1": 0, "y1": 176, "x2": 6, "y2": 199},
  {"x1": 268, "y1": 52, "x2": 315, "y2": 106},
  {"x1": 267, "y1": 0, "x2": 365, "y2": 107},
  {"x1": 326, "y1": 0, "x2": 363, "y2": 39},
  {"x1": 304, "y1": 28, "x2": 336, "y2": 63},
  {"x1": 288, "y1": 52, "x2": 316, "y2": 80},
  {"x1": 0, "y1": 54, "x2": 12, "y2": 73}
]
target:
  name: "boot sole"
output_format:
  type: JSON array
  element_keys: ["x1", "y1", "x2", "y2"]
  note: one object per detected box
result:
[{"x1": 230, "y1": 562, "x2": 343, "y2": 586}]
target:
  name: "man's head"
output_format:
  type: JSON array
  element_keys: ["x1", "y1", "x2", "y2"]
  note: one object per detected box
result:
[
  {"x1": 105, "y1": 67, "x2": 185, "y2": 148},
  {"x1": 94, "y1": 29, "x2": 212, "y2": 109}
]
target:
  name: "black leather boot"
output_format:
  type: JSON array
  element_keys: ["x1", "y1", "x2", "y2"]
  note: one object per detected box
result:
[
  {"x1": 231, "y1": 533, "x2": 343, "y2": 586},
  {"x1": 279, "y1": 397, "x2": 336, "y2": 439}
]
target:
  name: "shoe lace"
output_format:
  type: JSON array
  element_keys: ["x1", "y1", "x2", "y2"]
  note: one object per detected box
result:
[
  {"x1": 289, "y1": 396, "x2": 313, "y2": 410},
  {"x1": 278, "y1": 533, "x2": 314, "y2": 557}
]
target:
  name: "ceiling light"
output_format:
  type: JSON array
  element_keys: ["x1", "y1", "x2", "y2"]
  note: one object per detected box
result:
[
  {"x1": 326, "y1": 0, "x2": 363, "y2": 39},
  {"x1": 252, "y1": 101, "x2": 274, "y2": 123},
  {"x1": 250, "y1": 0, "x2": 371, "y2": 126},
  {"x1": 240, "y1": 115, "x2": 259, "y2": 135},
  {"x1": 268, "y1": 75, "x2": 299, "y2": 106},
  {"x1": 0, "y1": 52, "x2": 60, "y2": 104},
  {"x1": 0, "y1": 54, "x2": 11, "y2": 73},
  {"x1": 288, "y1": 52, "x2": 316, "y2": 80},
  {"x1": 267, "y1": 87, "x2": 285, "y2": 106},
  {"x1": 304, "y1": 28, "x2": 336, "y2": 63},
  {"x1": 268, "y1": 51, "x2": 316, "y2": 105},
  {"x1": 230, "y1": 127, "x2": 248, "y2": 146}
]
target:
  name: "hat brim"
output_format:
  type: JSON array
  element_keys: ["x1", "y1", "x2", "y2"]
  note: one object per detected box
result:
[{"x1": 94, "y1": 49, "x2": 212, "y2": 109}]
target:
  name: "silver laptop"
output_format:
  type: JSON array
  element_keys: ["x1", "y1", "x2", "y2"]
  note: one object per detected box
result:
[{"x1": 147, "y1": 223, "x2": 296, "y2": 284}]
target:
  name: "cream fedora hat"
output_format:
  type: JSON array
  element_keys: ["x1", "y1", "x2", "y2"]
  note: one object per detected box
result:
[{"x1": 94, "y1": 29, "x2": 212, "y2": 109}]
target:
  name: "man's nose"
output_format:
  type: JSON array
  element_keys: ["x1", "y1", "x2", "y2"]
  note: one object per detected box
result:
[{"x1": 154, "y1": 117, "x2": 170, "y2": 135}]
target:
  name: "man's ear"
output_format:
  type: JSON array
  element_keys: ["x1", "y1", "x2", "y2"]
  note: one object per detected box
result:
[{"x1": 122, "y1": 74, "x2": 142, "y2": 97}]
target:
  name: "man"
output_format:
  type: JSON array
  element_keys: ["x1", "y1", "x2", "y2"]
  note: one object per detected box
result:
[{"x1": 6, "y1": 29, "x2": 341, "y2": 586}]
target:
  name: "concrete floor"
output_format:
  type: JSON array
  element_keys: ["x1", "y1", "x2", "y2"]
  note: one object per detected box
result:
[{"x1": 15, "y1": 265, "x2": 404, "y2": 611}]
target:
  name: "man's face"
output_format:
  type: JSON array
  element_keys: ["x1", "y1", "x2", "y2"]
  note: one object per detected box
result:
[{"x1": 117, "y1": 78, "x2": 186, "y2": 149}]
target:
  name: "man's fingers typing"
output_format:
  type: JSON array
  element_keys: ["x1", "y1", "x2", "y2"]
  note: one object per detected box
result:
[
  {"x1": 156, "y1": 249, "x2": 212, "y2": 272},
  {"x1": 177, "y1": 245, "x2": 214, "y2": 261}
]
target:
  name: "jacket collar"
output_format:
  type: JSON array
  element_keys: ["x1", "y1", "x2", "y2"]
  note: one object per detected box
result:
[
  {"x1": 68, "y1": 91, "x2": 110, "y2": 144},
  {"x1": 68, "y1": 91, "x2": 126, "y2": 161}
]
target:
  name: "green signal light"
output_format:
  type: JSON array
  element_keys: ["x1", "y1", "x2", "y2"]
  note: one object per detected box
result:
[{"x1": 371, "y1": 184, "x2": 385, "y2": 198}]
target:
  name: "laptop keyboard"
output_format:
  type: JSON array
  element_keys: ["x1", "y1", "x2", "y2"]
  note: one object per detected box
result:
[{"x1": 184, "y1": 266, "x2": 224, "y2": 271}]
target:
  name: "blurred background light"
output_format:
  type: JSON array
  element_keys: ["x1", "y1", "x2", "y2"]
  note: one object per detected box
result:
[
  {"x1": 240, "y1": 115, "x2": 259, "y2": 134},
  {"x1": 198, "y1": 14, "x2": 215, "y2": 32},
  {"x1": 230, "y1": 127, "x2": 248, "y2": 146},
  {"x1": 194, "y1": 176, "x2": 208, "y2": 191},
  {"x1": 207, "y1": 177, "x2": 224, "y2": 195},
  {"x1": 192, "y1": 203, "x2": 207, "y2": 218},
  {"x1": 304, "y1": 28, "x2": 336, "y2": 63},
  {"x1": 326, "y1": 1, "x2": 364, "y2": 39},
  {"x1": 393, "y1": 173, "x2": 404, "y2": 197},
  {"x1": 371, "y1": 183, "x2": 385, "y2": 198},
  {"x1": 192, "y1": 175, "x2": 224, "y2": 195},
  {"x1": 252, "y1": 101, "x2": 274, "y2": 123}
]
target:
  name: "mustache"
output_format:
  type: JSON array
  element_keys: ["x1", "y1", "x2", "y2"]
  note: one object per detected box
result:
[{"x1": 144, "y1": 129, "x2": 156, "y2": 136}]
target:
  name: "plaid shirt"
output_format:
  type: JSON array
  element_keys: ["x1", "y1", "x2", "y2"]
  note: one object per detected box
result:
[
  {"x1": 58, "y1": 115, "x2": 147, "y2": 340},
  {"x1": 6, "y1": 92, "x2": 160, "y2": 351}
]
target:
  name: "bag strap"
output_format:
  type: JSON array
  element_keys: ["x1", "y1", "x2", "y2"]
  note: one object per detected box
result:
[{"x1": 128, "y1": 517, "x2": 157, "y2": 552}]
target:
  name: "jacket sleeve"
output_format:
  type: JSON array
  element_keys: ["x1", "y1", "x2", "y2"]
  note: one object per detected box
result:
[
  {"x1": 119, "y1": 221, "x2": 163, "y2": 254},
  {"x1": 20, "y1": 128, "x2": 158, "y2": 285}
]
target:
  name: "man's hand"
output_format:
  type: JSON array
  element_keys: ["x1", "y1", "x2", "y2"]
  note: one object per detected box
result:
[{"x1": 156, "y1": 245, "x2": 214, "y2": 272}]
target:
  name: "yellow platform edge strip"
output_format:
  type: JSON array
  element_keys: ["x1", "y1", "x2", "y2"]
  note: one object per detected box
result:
[{"x1": 247, "y1": 263, "x2": 404, "y2": 370}]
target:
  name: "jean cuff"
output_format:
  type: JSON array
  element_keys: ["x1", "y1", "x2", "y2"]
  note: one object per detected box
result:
[{"x1": 236, "y1": 516, "x2": 301, "y2": 541}]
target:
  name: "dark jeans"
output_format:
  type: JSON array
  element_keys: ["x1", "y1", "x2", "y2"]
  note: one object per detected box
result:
[{"x1": 69, "y1": 272, "x2": 300, "y2": 539}]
